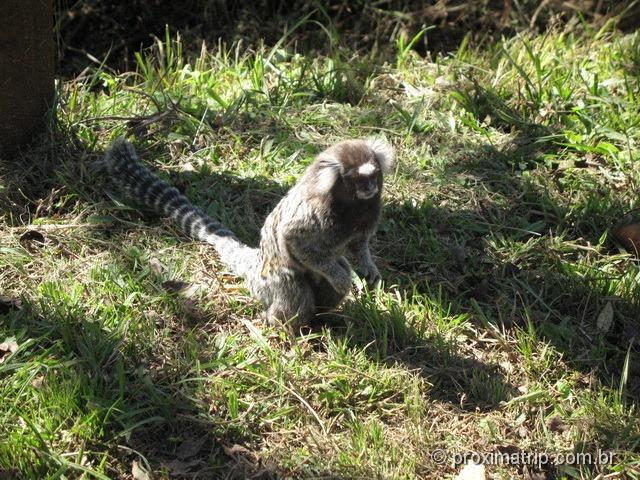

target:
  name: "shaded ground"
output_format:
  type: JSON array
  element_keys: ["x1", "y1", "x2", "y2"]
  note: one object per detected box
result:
[{"x1": 55, "y1": 0, "x2": 638, "y2": 77}]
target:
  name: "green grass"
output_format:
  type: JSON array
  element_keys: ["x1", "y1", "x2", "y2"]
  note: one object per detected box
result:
[{"x1": 2, "y1": 13, "x2": 640, "y2": 480}]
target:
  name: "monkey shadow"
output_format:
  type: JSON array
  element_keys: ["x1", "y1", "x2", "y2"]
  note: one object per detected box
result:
[{"x1": 0, "y1": 126, "x2": 288, "y2": 246}]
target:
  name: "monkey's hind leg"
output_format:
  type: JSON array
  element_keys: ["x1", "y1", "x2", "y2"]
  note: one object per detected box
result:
[
  {"x1": 312, "y1": 276, "x2": 348, "y2": 312},
  {"x1": 265, "y1": 274, "x2": 316, "y2": 330},
  {"x1": 307, "y1": 268, "x2": 350, "y2": 326}
]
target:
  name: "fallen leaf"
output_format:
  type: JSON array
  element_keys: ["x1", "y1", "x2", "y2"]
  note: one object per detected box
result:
[
  {"x1": 0, "y1": 338, "x2": 19, "y2": 364},
  {"x1": 86, "y1": 214, "x2": 116, "y2": 225},
  {"x1": 31, "y1": 376, "x2": 44, "y2": 389},
  {"x1": 596, "y1": 302, "x2": 614, "y2": 333},
  {"x1": 177, "y1": 435, "x2": 207, "y2": 459},
  {"x1": 162, "y1": 280, "x2": 190, "y2": 293},
  {"x1": 164, "y1": 458, "x2": 201, "y2": 475},
  {"x1": 615, "y1": 222, "x2": 640, "y2": 256},
  {"x1": 455, "y1": 462, "x2": 486, "y2": 480},
  {"x1": 0, "y1": 340, "x2": 18, "y2": 353},
  {"x1": 131, "y1": 460, "x2": 150, "y2": 480},
  {"x1": 496, "y1": 445, "x2": 521, "y2": 455}
]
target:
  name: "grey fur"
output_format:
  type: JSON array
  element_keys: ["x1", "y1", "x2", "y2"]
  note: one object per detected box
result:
[{"x1": 103, "y1": 137, "x2": 394, "y2": 328}]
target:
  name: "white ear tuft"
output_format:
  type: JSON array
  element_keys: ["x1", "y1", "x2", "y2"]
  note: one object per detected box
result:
[
  {"x1": 365, "y1": 137, "x2": 395, "y2": 172},
  {"x1": 314, "y1": 152, "x2": 342, "y2": 194}
]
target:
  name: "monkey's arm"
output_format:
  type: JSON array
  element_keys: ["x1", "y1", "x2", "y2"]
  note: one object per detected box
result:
[
  {"x1": 348, "y1": 234, "x2": 381, "y2": 288},
  {"x1": 284, "y1": 231, "x2": 352, "y2": 294}
]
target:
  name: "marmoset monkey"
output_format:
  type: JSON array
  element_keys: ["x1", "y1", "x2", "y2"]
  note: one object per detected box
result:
[{"x1": 104, "y1": 137, "x2": 394, "y2": 328}]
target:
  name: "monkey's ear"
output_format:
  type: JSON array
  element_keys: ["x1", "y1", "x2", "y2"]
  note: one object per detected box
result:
[
  {"x1": 365, "y1": 137, "x2": 395, "y2": 172},
  {"x1": 314, "y1": 152, "x2": 343, "y2": 194}
]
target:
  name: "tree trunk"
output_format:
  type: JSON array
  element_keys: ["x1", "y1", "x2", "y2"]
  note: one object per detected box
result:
[{"x1": 0, "y1": 0, "x2": 54, "y2": 158}]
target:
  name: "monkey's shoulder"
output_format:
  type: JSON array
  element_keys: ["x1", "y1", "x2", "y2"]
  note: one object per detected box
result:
[{"x1": 265, "y1": 190, "x2": 379, "y2": 243}]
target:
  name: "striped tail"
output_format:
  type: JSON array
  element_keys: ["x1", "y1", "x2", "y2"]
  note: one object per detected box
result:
[{"x1": 103, "y1": 138, "x2": 258, "y2": 278}]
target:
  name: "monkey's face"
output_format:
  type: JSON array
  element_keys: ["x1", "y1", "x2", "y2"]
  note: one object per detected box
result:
[
  {"x1": 311, "y1": 138, "x2": 394, "y2": 201},
  {"x1": 343, "y1": 161, "x2": 381, "y2": 200}
]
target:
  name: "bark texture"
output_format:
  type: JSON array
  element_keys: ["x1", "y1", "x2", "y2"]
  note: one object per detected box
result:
[{"x1": 0, "y1": 0, "x2": 54, "y2": 158}]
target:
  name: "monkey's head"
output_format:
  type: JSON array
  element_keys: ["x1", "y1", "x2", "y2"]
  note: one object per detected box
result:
[{"x1": 309, "y1": 138, "x2": 395, "y2": 201}]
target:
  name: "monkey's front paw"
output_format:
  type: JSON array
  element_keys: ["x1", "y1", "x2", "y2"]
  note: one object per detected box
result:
[{"x1": 363, "y1": 265, "x2": 381, "y2": 288}]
